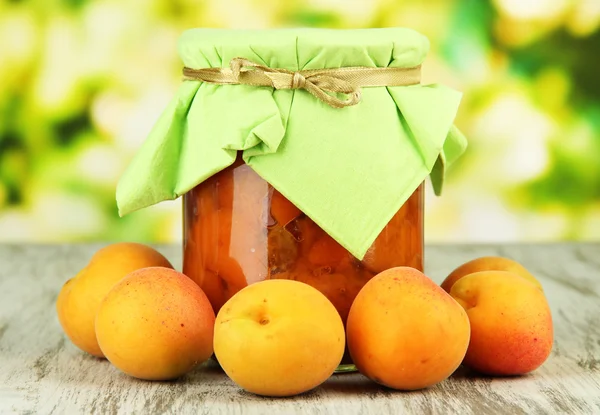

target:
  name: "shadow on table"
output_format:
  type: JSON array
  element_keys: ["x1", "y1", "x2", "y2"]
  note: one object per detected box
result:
[{"x1": 316, "y1": 365, "x2": 511, "y2": 396}]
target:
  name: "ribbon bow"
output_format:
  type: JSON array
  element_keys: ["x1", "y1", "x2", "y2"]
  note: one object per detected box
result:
[{"x1": 183, "y1": 57, "x2": 421, "y2": 108}]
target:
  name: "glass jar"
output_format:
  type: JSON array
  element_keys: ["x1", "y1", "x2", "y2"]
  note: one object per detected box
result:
[{"x1": 183, "y1": 153, "x2": 423, "y2": 367}]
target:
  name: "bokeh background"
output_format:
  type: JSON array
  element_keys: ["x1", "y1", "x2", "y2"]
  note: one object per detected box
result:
[{"x1": 1, "y1": 0, "x2": 599, "y2": 244}]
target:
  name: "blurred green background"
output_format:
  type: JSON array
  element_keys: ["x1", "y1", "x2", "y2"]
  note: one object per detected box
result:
[{"x1": 1, "y1": 0, "x2": 599, "y2": 244}]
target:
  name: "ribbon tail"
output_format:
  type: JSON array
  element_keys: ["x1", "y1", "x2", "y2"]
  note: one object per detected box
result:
[{"x1": 302, "y1": 82, "x2": 360, "y2": 109}]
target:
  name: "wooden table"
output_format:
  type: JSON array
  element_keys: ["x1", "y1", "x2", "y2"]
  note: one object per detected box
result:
[{"x1": 1, "y1": 243, "x2": 599, "y2": 414}]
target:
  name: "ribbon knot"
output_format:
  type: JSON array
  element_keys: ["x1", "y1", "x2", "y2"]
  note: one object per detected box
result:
[
  {"x1": 182, "y1": 57, "x2": 421, "y2": 108},
  {"x1": 291, "y1": 72, "x2": 306, "y2": 90}
]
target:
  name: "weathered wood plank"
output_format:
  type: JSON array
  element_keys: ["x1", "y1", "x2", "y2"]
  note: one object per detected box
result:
[{"x1": 0, "y1": 243, "x2": 599, "y2": 414}]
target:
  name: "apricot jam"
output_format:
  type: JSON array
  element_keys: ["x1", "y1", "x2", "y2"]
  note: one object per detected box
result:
[{"x1": 183, "y1": 155, "x2": 423, "y2": 368}]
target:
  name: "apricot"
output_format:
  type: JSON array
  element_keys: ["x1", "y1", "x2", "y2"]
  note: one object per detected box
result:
[
  {"x1": 190, "y1": 169, "x2": 269, "y2": 306},
  {"x1": 192, "y1": 207, "x2": 253, "y2": 307},
  {"x1": 292, "y1": 216, "x2": 326, "y2": 257},
  {"x1": 270, "y1": 190, "x2": 302, "y2": 227},
  {"x1": 95, "y1": 267, "x2": 215, "y2": 380},
  {"x1": 267, "y1": 225, "x2": 298, "y2": 276},
  {"x1": 441, "y1": 256, "x2": 542, "y2": 292},
  {"x1": 347, "y1": 267, "x2": 470, "y2": 390},
  {"x1": 56, "y1": 242, "x2": 173, "y2": 357},
  {"x1": 308, "y1": 234, "x2": 348, "y2": 267},
  {"x1": 450, "y1": 271, "x2": 553, "y2": 376},
  {"x1": 214, "y1": 279, "x2": 345, "y2": 397}
]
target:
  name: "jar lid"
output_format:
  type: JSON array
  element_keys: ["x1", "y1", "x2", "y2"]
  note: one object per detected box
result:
[
  {"x1": 178, "y1": 27, "x2": 429, "y2": 71},
  {"x1": 116, "y1": 28, "x2": 467, "y2": 259}
]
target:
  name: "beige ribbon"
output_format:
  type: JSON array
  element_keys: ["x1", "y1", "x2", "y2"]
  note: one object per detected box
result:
[{"x1": 182, "y1": 57, "x2": 421, "y2": 108}]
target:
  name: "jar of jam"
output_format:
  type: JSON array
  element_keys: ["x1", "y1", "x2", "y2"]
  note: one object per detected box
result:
[{"x1": 116, "y1": 27, "x2": 466, "y2": 372}]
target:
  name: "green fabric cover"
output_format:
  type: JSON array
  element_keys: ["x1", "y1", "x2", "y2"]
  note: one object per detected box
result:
[{"x1": 116, "y1": 28, "x2": 467, "y2": 259}]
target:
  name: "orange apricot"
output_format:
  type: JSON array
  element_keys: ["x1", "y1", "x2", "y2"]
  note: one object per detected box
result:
[
  {"x1": 56, "y1": 243, "x2": 173, "y2": 357},
  {"x1": 308, "y1": 234, "x2": 348, "y2": 267},
  {"x1": 450, "y1": 271, "x2": 553, "y2": 375},
  {"x1": 270, "y1": 190, "x2": 302, "y2": 227},
  {"x1": 441, "y1": 256, "x2": 542, "y2": 293},
  {"x1": 214, "y1": 280, "x2": 345, "y2": 396},
  {"x1": 347, "y1": 267, "x2": 470, "y2": 390},
  {"x1": 96, "y1": 267, "x2": 215, "y2": 380}
]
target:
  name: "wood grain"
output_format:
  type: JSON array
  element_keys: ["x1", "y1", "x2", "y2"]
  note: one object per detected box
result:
[{"x1": 1, "y1": 243, "x2": 599, "y2": 414}]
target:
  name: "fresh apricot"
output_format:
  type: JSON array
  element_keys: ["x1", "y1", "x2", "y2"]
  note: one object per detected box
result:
[
  {"x1": 450, "y1": 271, "x2": 553, "y2": 376},
  {"x1": 347, "y1": 267, "x2": 470, "y2": 390},
  {"x1": 95, "y1": 267, "x2": 215, "y2": 380},
  {"x1": 441, "y1": 256, "x2": 542, "y2": 292},
  {"x1": 56, "y1": 243, "x2": 173, "y2": 357},
  {"x1": 214, "y1": 279, "x2": 345, "y2": 397}
]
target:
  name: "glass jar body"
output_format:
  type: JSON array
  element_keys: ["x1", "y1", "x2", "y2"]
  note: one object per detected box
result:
[{"x1": 183, "y1": 156, "x2": 424, "y2": 365}]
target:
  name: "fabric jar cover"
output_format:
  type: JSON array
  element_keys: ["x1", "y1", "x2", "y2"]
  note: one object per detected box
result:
[{"x1": 116, "y1": 28, "x2": 467, "y2": 259}]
